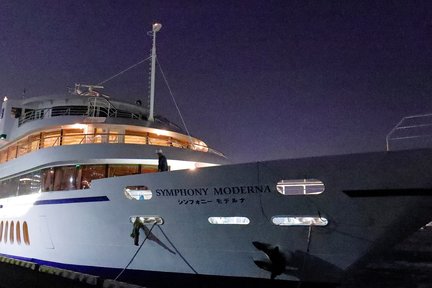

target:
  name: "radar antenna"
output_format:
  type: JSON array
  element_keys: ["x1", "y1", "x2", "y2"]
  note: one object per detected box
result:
[{"x1": 74, "y1": 84, "x2": 107, "y2": 98}]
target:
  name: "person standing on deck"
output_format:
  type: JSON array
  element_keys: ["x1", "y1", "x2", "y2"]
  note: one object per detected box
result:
[{"x1": 156, "y1": 149, "x2": 168, "y2": 172}]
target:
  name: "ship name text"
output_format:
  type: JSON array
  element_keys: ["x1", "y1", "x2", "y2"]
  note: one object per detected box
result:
[{"x1": 155, "y1": 185, "x2": 271, "y2": 197}]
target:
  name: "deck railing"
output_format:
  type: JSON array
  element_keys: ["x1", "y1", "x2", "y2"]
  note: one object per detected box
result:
[
  {"x1": 0, "y1": 132, "x2": 225, "y2": 164},
  {"x1": 18, "y1": 97, "x2": 141, "y2": 126},
  {"x1": 386, "y1": 113, "x2": 432, "y2": 151}
]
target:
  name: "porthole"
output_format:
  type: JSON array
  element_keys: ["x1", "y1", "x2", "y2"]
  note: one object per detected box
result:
[
  {"x1": 0, "y1": 221, "x2": 3, "y2": 242},
  {"x1": 23, "y1": 221, "x2": 30, "y2": 245},
  {"x1": 10, "y1": 221, "x2": 14, "y2": 244},
  {"x1": 124, "y1": 186, "x2": 152, "y2": 200},
  {"x1": 16, "y1": 221, "x2": 21, "y2": 245},
  {"x1": 208, "y1": 217, "x2": 250, "y2": 225},
  {"x1": 276, "y1": 179, "x2": 324, "y2": 195},
  {"x1": 272, "y1": 216, "x2": 328, "y2": 226},
  {"x1": 4, "y1": 221, "x2": 8, "y2": 243}
]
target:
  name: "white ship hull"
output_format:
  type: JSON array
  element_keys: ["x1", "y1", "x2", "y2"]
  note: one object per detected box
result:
[{"x1": 1, "y1": 148, "x2": 431, "y2": 285}]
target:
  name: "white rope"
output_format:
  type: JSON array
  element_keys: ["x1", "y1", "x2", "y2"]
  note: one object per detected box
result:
[
  {"x1": 157, "y1": 58, "x2": 194, "y2": 145},
  {"x1": 98, "y1": 57, "x2": 152, "y2": 86}
]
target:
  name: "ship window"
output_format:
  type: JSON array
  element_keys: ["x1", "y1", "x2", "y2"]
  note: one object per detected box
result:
[
  {"x1": 125, "y1": 186, "x2": 152, "y2": 200},
  {"x1": 54, "y1": 166, "x2": 78, "y2": 191},
  {"x1": 17, "y1": 139, "x2": 29, "y2": 157},
  {"x1": 16, "y1": 221, "x2": 21, "y2": 245},
  {"x1": 23, "y1": 221, "x2": 30, "y2": 245},
  {"x1": 108, "y1": 131, "x2": 119, "y2": 143},
  {"x1": 272, "y1": 216, "x2": 328, "y2": 226},
  {"x1": 0, "y1": 150, "x2": 7, "y2": 163},
  {"x1": 41, "y1": 131, "x2": 61, "y2": 148},
  {"x1": 129, "y1": 216, "x2": 164, "y2": 225},
  {"x1": 79, "y1": 165, "x2": 107, "y2": 189},
  {"x1": 0, "y1": 221, "x2": 3, "y2": 242},
  {"x1": 125, "y1": 130, "x2": 148, "y2": 145},
  {"x1": 208, "y1": 217, "x2": 250, "y2": 225},
  {"x1": 7, "y1": 145, "x2": 17, "y2": 161},
  {"x1": 18, "y1": 171, "x2": 41, "y2": 196},
  {"x1": 9, "y1": 221, "x2": 14, "y2": 244},
  {"x1": 29, "y1": 134, "x2": 40, "y2": 152},
  {"x1": 42, "y1": 168, "x2": 55, "y2": 192},
  {"x1": 140, "y1": 165, "x2": 158, "y2": 174},
  {"x1": 4, "y1": 221, "x2": 8, "y2": 243},
  {"x1": 62, "y1": 129, "x2": 85, "y2": 145},
  {"x1": 108, "y1": 165, "x2": 139, "y2": 177},
  {"x1": 276, "y1": 179, "x2": 324, "y2": 195}
]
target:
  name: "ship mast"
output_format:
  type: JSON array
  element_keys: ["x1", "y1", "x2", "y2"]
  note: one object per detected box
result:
[{"x1": 148, "y1": 23, "x2": 162, "y2": 122}]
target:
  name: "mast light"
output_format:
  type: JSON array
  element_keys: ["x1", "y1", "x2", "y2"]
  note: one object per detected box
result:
[{"x1": 153, "y1": 23, "x2": 162, "y2": 32}]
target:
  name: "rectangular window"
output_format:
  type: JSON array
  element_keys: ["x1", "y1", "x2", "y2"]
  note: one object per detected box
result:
[
  {"x1": 17, "y1": 171, "x2": 41, "y2": 196},
  {"x1": 108, "y1": 131, "x2": 119, "y2": 143},
  {"x1": 140, "y1": 165, "x2": 158, "y2": 174},
  {"x1": 276, "y1": 179, "x2": 324, "y2": 195},
  {"x1": 6, "y1": 145, "x2": 17, "y2": 161},
  {"x1": 62, "y1": 129, "x2": 84, "y2": 145},
  {"x1": 41, "y1": 131, "x2": 61, "y2": 148},
  {"x1": 16, "y1": 139, "x2": 29, "y2": 157},
  {"x1": 148, "y1": 133, "x2": 170, "y2": 146},
  {"x1": 108, "y1": 164, "x2": 139, "y2": 177},
  {"x1": 80, "y1": 165, "x2": 107, "y2": 188},
  {"x1": 272, "y1": 216, "x2": 328, "y2": 226},
  {"x1": 125, "y1": 130, "x2": 147, "y2": 144},
  {"x1": 42, "y1": 168, "x2": 55, "y2": 192},
  {"x1": 53, "y1": 166, "x2": 78, "y2": 191},
  {"x1": 0, "y1": 150, "x2": 7, "y2": 163},
  {"x1": 208, "y1": 217, "x2": 250, "y2": 225},
  {"x1": 29, "y1": 134, "x2": 40, "y2": 152}
]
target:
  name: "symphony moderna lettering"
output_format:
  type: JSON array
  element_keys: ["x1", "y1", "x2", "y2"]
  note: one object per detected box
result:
[{"x1": 155, "y1": 185, "x2": 271, "y2": 197}]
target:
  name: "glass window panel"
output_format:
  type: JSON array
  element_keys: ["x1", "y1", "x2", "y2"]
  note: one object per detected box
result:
[
  {"x1": 18, "y1": 171, "x2": 41, "y2": 196},
  {"x1": 208, "y1": 217, "x2": 250, "y2": 225},
  {"x1": 0, "y1": 150, "x2": 7, "y2": 163},
  {"x1": 16, "y1": 221, "x2": 21, "y2": 245},
  {"x1": 42, "y1": 168, "x2": 55, "y2": 192},
  {"x1": 276, "y1": 179, "x2": 325, "y2": 195},
  {"x1": 23, "y1": 221, "x2": 30, "y2": 245},
  {"x1": 108, "y1": 131, "x2": 119, "y2": 143},
  {"x1": 124, "y1": 186, "x2": 152, "y2": 200},
  {"x1": 125, "y1": 130, "x2": 147, "y2": 144},
  {"x1": 9, "y1": 221, "x2": 14, "y2": 244},
  {"x1": 148, "y1": 133, "x2": 170, "y2": 146},
  {"x1": 271, "y1": 216, "x2": 328, "y2": 226},
  {"x1": 1, "y1": 178, "x2": 18, "y2": 198},
  {"x1": 29, "y1": 134, "x2": 40, "y2": 152},
  {"x1": 80, "y1": 165, "x2": 106, "y2": 188},
  {"x1": 41, "y1": 131, "x2": 61, "y2": 148},
  {"x1": 4, "y1": 221, "x2": 8, "y2": 243},
  {"x1": 16, "y1": 139, "x2": 29, "y2": 157},
  {"x1": 140, "y1": 165, "x2": 158, "y2": 174},
  {"x1": 62, "y1": 129, "x2": 84, "y2": 145},
  {"x1": 7, "y1": 145, "x2": 17, "y2": 160},
  {"x1": 108, "y1": 165, "x2": 139, "y2": 177},
  {"x1": 53, "y1": 166, "x2": 78, "y2": 191}
]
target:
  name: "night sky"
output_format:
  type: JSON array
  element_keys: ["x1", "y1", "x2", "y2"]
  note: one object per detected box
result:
[{"x1": 1, "y1": 1, "x2": 432, "y2": 163}]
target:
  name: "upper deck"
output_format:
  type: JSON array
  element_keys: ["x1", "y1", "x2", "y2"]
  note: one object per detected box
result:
[{"x1": 0, "y1": 93, "x2": 225, "y2": 166}]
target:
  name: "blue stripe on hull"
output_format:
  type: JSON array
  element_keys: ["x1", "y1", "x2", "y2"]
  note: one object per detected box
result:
[{"x1": 34, "y1": 196, "x2": 110, "y2": 206}]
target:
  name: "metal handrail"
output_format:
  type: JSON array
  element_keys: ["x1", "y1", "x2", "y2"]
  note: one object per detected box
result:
[
  {"x1": 0, "y1": 132, "x2": 226, "y2": 164},
  {"x1": 386, "y1": 113, "x2": 432, "y2": 151}
]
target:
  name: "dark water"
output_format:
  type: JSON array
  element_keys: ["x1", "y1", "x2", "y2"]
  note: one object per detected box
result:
[{"x1": 0, "y1": 227, "x2": 430, "y2": 288}]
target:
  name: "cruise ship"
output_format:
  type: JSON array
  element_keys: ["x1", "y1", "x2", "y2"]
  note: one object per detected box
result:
[{"x1": 0, "y1": 24, "x2": 431, "y2": 287}]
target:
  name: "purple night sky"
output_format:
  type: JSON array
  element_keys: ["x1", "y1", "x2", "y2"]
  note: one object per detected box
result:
[{"x1": 0, "y1": 1, "x2": 431, "y2": 163}]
